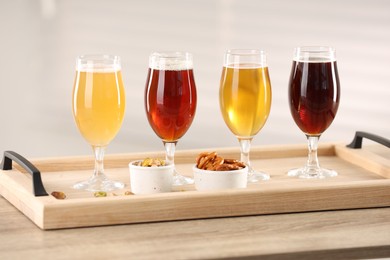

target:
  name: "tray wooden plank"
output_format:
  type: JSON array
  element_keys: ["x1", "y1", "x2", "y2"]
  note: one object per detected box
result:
[{"x1": 1, "y1": 143, "x2": 389, "y2": 230}]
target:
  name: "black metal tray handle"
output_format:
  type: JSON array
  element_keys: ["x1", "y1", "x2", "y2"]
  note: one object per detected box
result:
[
  {"x1": 347, "y1": 131, "x2": 390, "y2": 149},
  {"x1": 0, "y1": 151, "x2": 48, "y2": 196}
]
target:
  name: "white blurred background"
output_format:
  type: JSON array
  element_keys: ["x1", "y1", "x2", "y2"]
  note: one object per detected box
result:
[{"x1": 0, "y1": 0, "x2": 389, "y2": 158}]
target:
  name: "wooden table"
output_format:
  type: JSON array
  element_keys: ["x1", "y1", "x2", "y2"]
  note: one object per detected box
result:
[{"x1": 1, "y1": 194, "x2": 390, "y2": 259}]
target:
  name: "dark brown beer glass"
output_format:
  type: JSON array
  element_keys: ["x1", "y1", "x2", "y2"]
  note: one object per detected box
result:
[{"x1": 288, "y1": 46, "x2": 340, "y2": 178}]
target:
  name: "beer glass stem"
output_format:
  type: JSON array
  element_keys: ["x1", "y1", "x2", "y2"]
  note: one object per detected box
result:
[
  {"x1": 73, "y1": 144, "x2": 126, "y2": 192},
  {"x1": 287, "y1": 135, "x2": 337, "y2": 178},
  {"x1": 306, "y1": 135, "x2": 320, "y2": 172},
  {"x1": 93, "y1": 145, "x2": 107, "y2": 181},
  {"x1": 163, "y1": 141, "x2": 176, "y2": 166},
  {"x1": 239, "y1": 138, "x2": 252, "y2": 170},
  {"x1": 239, "y1": 138, "x2": 270, "y2": 182},
  {"x1": 164, "y1": 141, "x2": 194, "y2": 185}
]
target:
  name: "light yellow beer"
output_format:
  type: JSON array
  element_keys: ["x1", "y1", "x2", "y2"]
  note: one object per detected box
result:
[
  {"x1": 219, "y1": 65, "x2": 271, "y2": 138},
  {"x1": 72, "y1": 70, "x2": 125, "y2": 146}
]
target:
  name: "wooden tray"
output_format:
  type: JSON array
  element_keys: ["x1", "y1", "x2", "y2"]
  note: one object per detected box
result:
[{"x1": 1, "y1": 139, "x2": 390, "y2": 230}]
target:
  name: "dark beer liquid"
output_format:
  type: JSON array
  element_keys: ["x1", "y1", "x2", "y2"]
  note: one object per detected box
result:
[
  {"x1": 145, "y1": 68, "x2": 197, "y2": 141},
  {"x1": 288, "y1": 61, "x2": 340, "y2": 135}
]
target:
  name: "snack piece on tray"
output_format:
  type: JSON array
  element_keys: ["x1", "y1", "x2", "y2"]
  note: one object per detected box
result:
[
  {"x1": 51, "y1": 191, "x2": 66, "y2": 200},
  {"x1": 195, "y1": 152, "x2": 245, "y2": 171}
]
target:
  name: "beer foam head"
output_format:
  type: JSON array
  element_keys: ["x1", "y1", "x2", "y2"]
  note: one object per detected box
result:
[
  {"x1": 76, "y1": 54, "x2": 121, "y2": 72},
  {"x1": 149, "y1": 52, "x2": 193, "y2": 70},
  {"x1": 294, "y1": 46, "x2": 336, "y2": 62}
]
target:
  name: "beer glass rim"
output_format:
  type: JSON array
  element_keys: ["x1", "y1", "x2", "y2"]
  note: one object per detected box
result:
[
  {"x1": 149, "y1": 51, "x2": 193, "y2": 70},
  {"x1": 294, "y1": 46, "x2": 336, "y2": 62},
  {"x1": 76, "y1": 54, "x2": 121, "y2": 71},
  {"x1": 295, "y1": 46, "x2": 335, "y2": 53},
  {"x1": 226, "y1": 49, "x2": 266, "y2": 56},
  {"x1": 224, "y1": 49, "x2": 267, "y2": 67}
]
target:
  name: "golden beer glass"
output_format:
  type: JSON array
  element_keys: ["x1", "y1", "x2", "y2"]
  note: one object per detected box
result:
[
  {"x1": 72, "y1": 55, "x2": 126, "y2": 191},
  {"x1": 219, "y1": 49, "x2": 272, "y2": 182}
]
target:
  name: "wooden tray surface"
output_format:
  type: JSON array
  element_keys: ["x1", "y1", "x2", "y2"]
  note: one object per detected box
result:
[{"x1": 0, "y1": 143, "x2": 389, "y2": 230}]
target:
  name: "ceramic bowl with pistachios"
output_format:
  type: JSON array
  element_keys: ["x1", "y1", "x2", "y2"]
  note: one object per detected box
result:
[
  {"x1": 193, "y1": 152, "x2": 248, "y2": 191},
  {"x1": 129, "y1": 158, "x2": 173, "y2": 195}
]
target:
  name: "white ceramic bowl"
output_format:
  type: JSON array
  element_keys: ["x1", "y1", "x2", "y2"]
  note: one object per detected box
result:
[
  {"x1": 193, "y1": 165, "x2": 248, "y2": 191},
  {"x1": 129, "y1": 161, "x2": 174, "y2": 194}
]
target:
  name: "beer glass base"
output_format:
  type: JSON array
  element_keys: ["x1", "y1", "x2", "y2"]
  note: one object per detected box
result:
[
  {"x1": 287, "y1": 167, "x2": 338, "y2": 179},
  {"x1": 172, "y1": 172, "x2": 194, "y2": 186},
  {"x1": 248, "y1": 170, "x2": 270, "y2": 183},
  {"x1": 73, "y1": 176, "x2": 125, "y2": 192}
]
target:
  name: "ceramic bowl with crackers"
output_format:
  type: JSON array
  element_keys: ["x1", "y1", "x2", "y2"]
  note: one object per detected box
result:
[{"x1": 193, "y1": 152, "x2": 248, "y2": 191}]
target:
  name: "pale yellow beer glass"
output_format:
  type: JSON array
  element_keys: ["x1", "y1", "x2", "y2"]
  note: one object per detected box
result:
[
  {"x1": 72, "y1": 55, "x2": 126, "y2": 191},
  {"x1": 219, "y1": 49, "x2": 272, "y2": 182}
]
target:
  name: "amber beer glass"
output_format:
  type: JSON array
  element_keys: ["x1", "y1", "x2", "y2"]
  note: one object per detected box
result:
[
  {"x1": 145, "y1": 52, "x2": 197, "y2": 186},
  {"x1": 72, "y1": 55, "x2": 126, "y2": 191},
  {"x1": 288, "y1": 46, "x2": 340, "y2": 178},
  {"x1": 219, "y1": 49, "x2": 272, "y2": 182}
]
